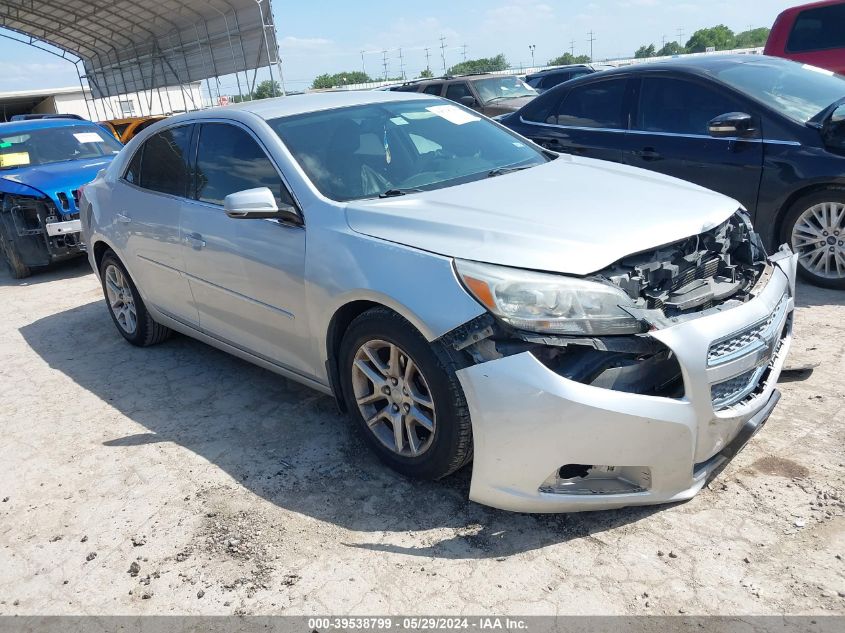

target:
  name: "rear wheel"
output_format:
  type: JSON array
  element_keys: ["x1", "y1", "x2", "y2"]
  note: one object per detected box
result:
[
  {"x1": 781, "y1": 189, "x2": 845, "y2": 289},
  {"x1": 338, "y1": 307, "x2": 472, "y2": 480},
  {"x1": 99, "y1": 251, "x2": 171, "y2": 346},
  {"x1": 0, "y1": 222, "x2": 31, "y2": 279}
]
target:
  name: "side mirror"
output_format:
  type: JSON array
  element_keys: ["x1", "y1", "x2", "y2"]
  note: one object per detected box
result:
[
  {"x1": 822, "y1": 104, "x2": 845, "y2": 150},
  {"x1": 830, "y1": 104, "x2": 845, "y2": 125},
  {"x1": 459, "y1": 95, "x2": 478, "y2": 108},
  {"x1": 224, "y1": 187, "x2": 302, "y2": 225},
  {"x1": 708, "y1": 112, "x2": 756, "y2": 138}
]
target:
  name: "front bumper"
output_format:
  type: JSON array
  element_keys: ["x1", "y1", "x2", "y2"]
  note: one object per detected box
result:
[{"x1": 456, "y1": 250, "x2": 797, "y2": 513}]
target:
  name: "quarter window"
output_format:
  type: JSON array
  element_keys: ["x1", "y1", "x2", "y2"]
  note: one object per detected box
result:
[
  {"x1": 138, "y1": 125, "x2": 193, "y2": 197},
  {"x1": 550, "y1": 79, "x2": 627, "y2": 128},
  {"x1": 194, "y1": 123, "x2": 293, "y2": 207},
  {"x1": 635, "y1": 78, "x2": 745, "y2": 135},
  {"x1": 787, "y1": 4, "x2": 845, "y2": 53},
  {"x1": 423, "y1": 84, "x2": 444, "y2": 95}
]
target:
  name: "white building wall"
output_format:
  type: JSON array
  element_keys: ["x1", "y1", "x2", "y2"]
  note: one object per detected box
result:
[{"x1": 50, "y1": 84, "x2": 205, "y2": 120}]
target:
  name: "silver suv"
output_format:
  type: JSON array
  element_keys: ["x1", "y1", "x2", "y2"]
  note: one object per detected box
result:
[{"x1": 81, "y1": 91, "x2": 797, "y2": 513}]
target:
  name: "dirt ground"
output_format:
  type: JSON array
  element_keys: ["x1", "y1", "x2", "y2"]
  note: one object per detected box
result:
[{"x1": 0, "y1": 257, "x2": 843, "y2": 616}]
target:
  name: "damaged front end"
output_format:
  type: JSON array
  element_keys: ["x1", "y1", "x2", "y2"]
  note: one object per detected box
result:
[
  {"x1": 0, "y1": 194, "x2": 85, "y2": 270},
  {"x1": 446, "y1": 212, "x2": 768, "y2": 400},
  {"x1": 447, "y1": 211, "x2": 795, "y2": 512}
]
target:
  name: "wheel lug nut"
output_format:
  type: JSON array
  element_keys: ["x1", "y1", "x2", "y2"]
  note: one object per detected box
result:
[
  {"x1": 390, "y1": 377, "x2": 398, "y2": 386},
  {"x1": 392, "y1": 404, "x2": 399, "y2": 412},
  {"x1": 403, "y1": 403, "x2": 410, "y2": 413},
  {"x1": 382, "y1": 386, "x2": 390, "y2": 394}
]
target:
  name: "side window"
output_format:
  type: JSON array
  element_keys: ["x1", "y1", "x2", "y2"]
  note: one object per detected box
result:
[
  {"x1": 520, "y1": 92, "x2": 560, "y2": 124},
  {"x1": 124, "y1": 147, "x2": 143, "y2": 185},
  {"x1": 635, "y1": 78, "x2": 746, "y2": 135},
  {"x1": 138, "y1": 125, "x2": 193, "y2": 196},
  {"x1": 543, "y1": 73, "x2": 571, "y2": 90},
  {"x1": 194, "y1": 123, "x2": 294, "y2": 208},
  {"x1": 787, "y1": 4, "x2": 845, "y2": 52},
  {"x1": 550, "y1": 79, "x2": 628, "y2": 128},
  {"x1": 445, "y1": 82, "x2": 473, "y2": 102},
  {"x1": 423, "y1": 83, "x2": 444, "y2": 95}
]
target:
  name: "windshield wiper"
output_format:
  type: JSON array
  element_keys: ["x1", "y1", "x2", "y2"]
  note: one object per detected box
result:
[
  {"x1": 378, "y1": 188, "x2": 424, "y2": 198},
  {"x1": 487, "y1": 165, "x2": 534, "y2": 178}
]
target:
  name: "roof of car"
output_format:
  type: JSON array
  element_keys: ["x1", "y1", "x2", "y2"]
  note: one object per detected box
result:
[
  {"x1": 579, "y1": 54, "x2": 791, "y2": 79},
  {"x1": 0, "y1": 118, "x2": 101, "y2": 135},
  {"x1": 181, "y1": 89, "x2": 436, "y2": 121}
]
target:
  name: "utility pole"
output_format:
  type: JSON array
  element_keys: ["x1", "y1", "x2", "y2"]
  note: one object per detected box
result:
[
  {"x1": 661, "y1": 35, "x2": 667, "y2": 49},
  {"x1": 360, "y1": 50, "x2": 366, "y2": 76},
  {"x1": 398, "y1": 47, "x2": 405, "y2": 80},
  {"x1": 570, "y1": 39, "x2": 575, "y2": 57},
  {"x1": 461, "y1": 43, "x2": 468, "y2": 62},
  {"x1": 439, "y1": 35, "x2": 447, "y2": 74},
  {"x1": 424, "y1": 47, "x2": 431, "y2": 73},
  {"x1": 677, "y1": 27, "x2": 685, "y2": 45},
  {"x1": 528, "y1": 44, "x2": 536, "y2": 68},
  {"x1": 382, "y1": 50, "x2": 388, "y2": 80},
  {"x1": 587, "y1": 31, "x2": 596, "y2": 62}
]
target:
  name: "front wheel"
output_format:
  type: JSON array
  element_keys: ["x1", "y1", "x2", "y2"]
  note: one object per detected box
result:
[
  {"x1": 0, "y1": 222, "x2": 31, "y2": 279},
  {"x1": 338, "y1": 307, "x2": 473, "y2": 480},
  {"x1": 781, "y1": 190, "x2": 845, "y2": 289}
]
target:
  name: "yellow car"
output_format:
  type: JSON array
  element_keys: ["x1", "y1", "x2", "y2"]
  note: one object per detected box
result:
[{"x1": 101, "y1": 116, "x2": 166, "y2": 144}]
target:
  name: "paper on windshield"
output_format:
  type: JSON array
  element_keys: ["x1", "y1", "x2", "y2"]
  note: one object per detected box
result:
[
  {"x1": 73, "y1": 132, "x2": 105, "y2": 143},
  {"x1": 0, "y1": 152, "x2": 30, "y2": 168},
  {"x1": 426, "y1": 105, "x2": 480, "y2": 125}
]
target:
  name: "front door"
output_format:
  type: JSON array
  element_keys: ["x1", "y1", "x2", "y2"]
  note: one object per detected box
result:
[
  {"x1": 623, "y1": 76, "x2": 764, "y2": 214},
  {"x1": 178, "y1": 122, "x2": 311, "y2": 377}
]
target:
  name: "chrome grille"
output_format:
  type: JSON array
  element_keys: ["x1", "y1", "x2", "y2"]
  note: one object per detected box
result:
[{"x1": 708, "y1": 294, "x2": 788, "y2": 366}]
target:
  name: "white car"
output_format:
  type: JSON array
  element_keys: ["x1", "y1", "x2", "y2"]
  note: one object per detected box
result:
[{"x1": 81, "y1": 91, "x2": 797, "y2": 512}]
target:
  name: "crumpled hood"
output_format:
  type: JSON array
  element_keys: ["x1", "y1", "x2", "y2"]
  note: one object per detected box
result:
[
  {"x1": 0, "y1": 157, "x2": 114, "y2": 216},
  {"x1": 345, "y1": 155, "x2": 740, "y2": 276}
]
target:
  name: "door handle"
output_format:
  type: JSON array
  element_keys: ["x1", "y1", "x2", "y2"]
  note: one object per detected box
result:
[
  {"x1": 184, "y1": 233, "x2": 206, "y2": 249},
  {"x1": 636, "y1": 147, "x2": 663, "y2": 161},
  {"x1": 115, "y1": 212, "x2": 131, "y2": 224}
]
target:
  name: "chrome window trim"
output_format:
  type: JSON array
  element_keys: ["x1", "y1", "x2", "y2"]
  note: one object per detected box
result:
[{"x1": 518, "y1": 116, "x2": 802, "y2": 146}]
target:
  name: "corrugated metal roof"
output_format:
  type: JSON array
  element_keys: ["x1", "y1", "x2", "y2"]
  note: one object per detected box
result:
[{"x1": 0, "y1": 0, "x2": 280, "y2": 99}]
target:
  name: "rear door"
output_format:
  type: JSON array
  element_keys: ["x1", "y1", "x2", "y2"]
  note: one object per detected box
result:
[
  {"x1": 624, "y1": 74, "x2": 763, "y2": 213},
  {"x1": 117, "y1": 124, "x2": 199, "y2": 326},
  {"x1": 518, "y1": 76, "x2": 635, "y2": 163},
  {"x1": 179, "y1": 121, "x2": 311, "y2": 376}
]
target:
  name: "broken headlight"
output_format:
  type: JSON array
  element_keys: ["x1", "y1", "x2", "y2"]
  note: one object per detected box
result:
[{"x1": 455, "y1": 259, "x2": 645, "y2": 335}]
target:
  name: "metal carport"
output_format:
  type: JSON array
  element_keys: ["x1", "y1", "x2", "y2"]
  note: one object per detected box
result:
[{"x1": 0, "y1": 0, "x2": 283, "y2": 120}]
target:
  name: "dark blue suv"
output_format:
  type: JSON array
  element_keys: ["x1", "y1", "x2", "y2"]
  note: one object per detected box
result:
[{"x1": 501, "y1": 55, "x2": 845, "y2": 289}]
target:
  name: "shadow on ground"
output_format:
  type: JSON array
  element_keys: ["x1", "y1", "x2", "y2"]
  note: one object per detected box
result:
[
  {"x1": 19, "y1": 298, "x2": 670, "y2": 560},
  {"x1": 0, "y1": 256, "x2": 92, "y2": 288}
]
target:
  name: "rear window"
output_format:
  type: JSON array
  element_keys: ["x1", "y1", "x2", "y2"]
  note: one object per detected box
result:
[{"x1": 787, "y1": 4, "x2": 845, "y2": 53}]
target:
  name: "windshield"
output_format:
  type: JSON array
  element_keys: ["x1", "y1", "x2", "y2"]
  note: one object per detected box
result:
[
  {"x1": 713, "y1": 59, "x2": 845, "y2": 123},
  {"x1": 269, "y1": 99, "x2": 548, "y2": 202},
  {"x1": 473, "y1": 76, "x2": 537, "y2": 103},
  {"x1": 0, "y1": 124, "x2": 122, "y2": 170}
]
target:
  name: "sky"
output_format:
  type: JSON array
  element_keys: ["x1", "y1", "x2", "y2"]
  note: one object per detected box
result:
[{"x1": 0, "y1": 0, "x2": 801, "y2": 94}]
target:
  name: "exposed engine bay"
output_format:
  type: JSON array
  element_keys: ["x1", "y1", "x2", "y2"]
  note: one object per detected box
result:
[
  {"x1": 598, "y1": 212, "x2": 767, "y2": 318},
  {"x1": 445, "y1": 212, "x2": 769, "y2": 400},
  {"x1": 0, "y1": 194, "x2": 83, "y2": 267}
]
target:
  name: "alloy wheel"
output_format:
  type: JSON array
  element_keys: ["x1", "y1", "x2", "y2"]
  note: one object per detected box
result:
[
  {"x1": 104, "y1": 264, "x2": 138, "y2": 334},
  {"x1": 791, "y1": 201, "x2": 845, "y2": 279},
  {"x1": 351, "y1": 339, "x2": 437, "y2": 457}
]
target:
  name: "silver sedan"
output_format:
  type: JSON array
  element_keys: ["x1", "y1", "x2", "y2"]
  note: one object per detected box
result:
[{"x1": 81, "y1": 91, "x2": 797, "y2": 512}]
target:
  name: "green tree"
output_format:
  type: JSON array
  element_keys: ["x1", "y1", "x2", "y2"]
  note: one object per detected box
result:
[
  {"x1": 252, "y1": 80, "x2": 282, "y2": 99},
  {"x1": 657, "y1": 41, "x2": 686, "y2": 56},
  {"x1": 735, "y1": 27, "x2": 771, "y2": 48},
  {"x1": 447, "y1": 53, "x2": 508, "y2": 75},
  {"x1": 311, "y1": 71, "x2": 373, "y2": 89},
  {"x1": 635, "y1": 44, "x2": 656, "y2": 59},
  {"x1": 419, "y1": 68, "x2": 434, "y2": 78},
  {"x1": 685, "y1": 25, "x2": 736, "y2": 53},
  {"x1": 547, "y1": 52, "x2": 591, "y2": 66}
]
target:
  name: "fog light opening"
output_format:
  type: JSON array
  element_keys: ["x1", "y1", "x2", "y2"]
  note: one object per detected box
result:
[{"x1": 540, "y1": 465, "x2": 652, "y2": 496}]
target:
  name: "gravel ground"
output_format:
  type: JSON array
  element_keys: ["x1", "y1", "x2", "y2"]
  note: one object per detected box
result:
[{"x1": 0, "y1": 258, "x2": 843, "y2": 615}]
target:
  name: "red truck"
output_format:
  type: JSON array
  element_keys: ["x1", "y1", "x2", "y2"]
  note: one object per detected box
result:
[{"x1": 764, "y1": 0, "x2": 845, "y2": 74}]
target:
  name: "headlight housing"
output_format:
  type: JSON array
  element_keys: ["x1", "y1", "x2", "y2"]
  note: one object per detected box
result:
[{"x1": 455, "y1": 259, "x2": 645, "y2": 335}]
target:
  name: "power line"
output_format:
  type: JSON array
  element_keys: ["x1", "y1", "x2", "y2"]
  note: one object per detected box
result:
[
  {"x1": 461, "y1": 43, "x2": 468, "y2": 62},
  {"x1": 587, "y1": 30, "x2": 596, "y2": 61},
  {"x1": 398, "y1": 47, "x2": 405, "y2": 79},
  {"x1": 360, "y1": 50, "x2": 365, "y2": 75},
  {"x1": 382, "y1": 49, "x2": 388, "y2": 80},
  {"x1": 424, "y1": 47, "x2": 431, "y2": 72},
  {"x1": 570, "y1": 39, "x2": 575, "y2": 56},
  {"x1": 677, "y1": 27, "x2": 685, "y2": 44},
  {"x1": 439, "y1": 35, "x2": 447, "y2": 73}
]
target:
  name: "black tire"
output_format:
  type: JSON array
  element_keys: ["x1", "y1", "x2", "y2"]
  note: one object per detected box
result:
[
  {"x1": 780, "y1": 188, "x2": 845, "y2": 290},
  {"x1": 338, "y1": 307, "x2": 473, "y2": 480},
  {"x1": 0, "y1": 221, "x2": 31, "y2": 279},
  {"x1": 99, "y1": 251, "x2": 171, "y2": 346}
]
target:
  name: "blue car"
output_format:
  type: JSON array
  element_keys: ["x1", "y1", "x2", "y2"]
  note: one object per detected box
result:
[{"x1": 0, "y1": 118, "x2": 122, "y2": 278}]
